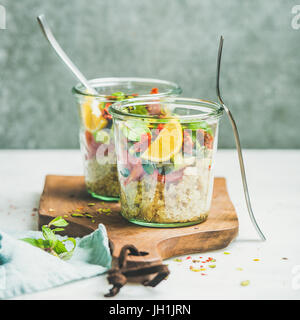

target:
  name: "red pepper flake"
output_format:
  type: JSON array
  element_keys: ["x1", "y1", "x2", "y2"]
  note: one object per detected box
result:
[
  {"x1": 150, "y1": 87, "x2": 159, "y2": 94},
  {"x1": 157, "y1": 123, "x2": 164, "y2": 131},
  {"x1": 186, "y1": 256, "x2": 192, "y2": 260},
  {"x1": 201, "y1": 273, "x2": 207, "y2": 276}
]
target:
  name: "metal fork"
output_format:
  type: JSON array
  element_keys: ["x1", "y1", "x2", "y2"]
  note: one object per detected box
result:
[{"x1": 216, "y1": 36, "x2": 266, "y2": 241}]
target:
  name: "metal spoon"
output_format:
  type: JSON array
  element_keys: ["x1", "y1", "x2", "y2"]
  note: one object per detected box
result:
[
  {"x1": 216, "y1": 36, "x2": 266, "y2": 241},
  {"x1": 37, "y1": 14, "x2": 100, "y2": 115}
]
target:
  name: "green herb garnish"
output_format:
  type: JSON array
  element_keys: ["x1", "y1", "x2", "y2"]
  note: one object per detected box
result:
[
  {"x1": 21, "y1": 216, "x2": 76, "y2": 261},
  {"x1": 184, "y1": 121, "x2": 213, "y2": 135},
  {"x1": 121, "y1": 120, "x2": 150, "y2": 142}
]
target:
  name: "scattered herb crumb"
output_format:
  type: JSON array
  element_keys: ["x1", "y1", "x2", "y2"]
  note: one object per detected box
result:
[
  {"x1": 71, "y1": 213, "x2": 84, "y2": 217},
  {"x1": 190, "y1": 266, "x2": 206, "y2": 272},
  {"x1": 224, "y1": 252, "x2": 230, "y2": 255},
  {"x1": 88, "y1": 203, "x2": 96, "y2": 206},
  {"x1": 173, "y1": 258, "x2": 182, "y2": 262},
  {"x1": 190, "y1": 266, "x2": 199, "y2": 272},
  {"x1": 236, "y1": 267, "x2": 243, "y2": 271},
  {"x1": 208, "y1": 265, "x2": 216, "y2": 268},
  {"x1": 240, "y1": 280, "x2": 250, "y2": 287}
]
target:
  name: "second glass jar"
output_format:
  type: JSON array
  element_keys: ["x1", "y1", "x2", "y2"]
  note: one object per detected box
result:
[{"x1": 72, "y1": 78, "x2": 181, "y2": 201}]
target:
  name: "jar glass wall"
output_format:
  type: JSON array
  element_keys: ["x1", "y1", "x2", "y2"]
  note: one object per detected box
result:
[
  {"x1": 72, "y1": 78, "x2": 181, "y2": 201},
  {"x1": 110, "y1": 97, "x2": 223, "y2": 227}
]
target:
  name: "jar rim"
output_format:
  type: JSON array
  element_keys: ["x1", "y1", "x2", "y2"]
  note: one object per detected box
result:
[
  {"x1": 71, "y1": 77, "x2": 182, "y2": 99},
  {"x1": 109, "y1": 97, "x2": 224, "y2": 122}
]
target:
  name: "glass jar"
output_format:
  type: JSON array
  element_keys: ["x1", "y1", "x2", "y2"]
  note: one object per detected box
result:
[
  {"x1": 72, "y1": 78, "x2": 182, "y2": 201},
  {"x1": 110, "y1": 97, "x2": 223, "y2": 227}
]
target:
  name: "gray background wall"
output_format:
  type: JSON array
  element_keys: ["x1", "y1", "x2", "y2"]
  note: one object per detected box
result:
[{"x1": 0, "y1": 0, "x2": 299, "y2": 149}]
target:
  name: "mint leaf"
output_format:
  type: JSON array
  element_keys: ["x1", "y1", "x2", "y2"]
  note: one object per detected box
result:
[
  {"x1": 20, "y1": 216, "x2": 76, "y2": 260},
  {"x1": 48, "y1": 216, "x2": 68, "y2": 228},
  {"x1": 122, "y1": 120, "x2": 150, "y2": 141},
  {"x1": 51, "y1": 228, "x2": 65, "y2": 233},
  {"x1": 58, "y1": 238, "x2": 76, "y2": 260},
  {"x1": 21, "y1": 238, "x2": 43, "y2": 248},
  {"x1": 21, "y1": 238, "x2": 51, "y2": 250},
  {"x1": 53, "y1": 240, "x2": 68, "y2": 255},
  {"x1": 42, "y1": 226, "x2": 57, "y2": 248}
]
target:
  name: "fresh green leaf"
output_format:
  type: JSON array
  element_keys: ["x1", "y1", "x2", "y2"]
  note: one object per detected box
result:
[
  {"x1": 42, "y1": 226, "x2": 57, "y2": 248},
  {"x1": 94, "y1": 130, "x2": 110, "y2": 144},
  {"x1": 53, "y1": 240, "x2": 68, "y2": 255},
  {"x1": 21, "y1": 238, "x2": 51, "y2": 249},
  {"x1": 59, "y1": 237, "x2": 76, "y2": 260},
  {"x1": 19, "y1": 216, "x2": 77, "y2": 261},
  {"x1": 122, "y1": 120, "x2": 150, "y2": 142},
  {"x1": 48, "y1": 216, "x2": 69, "y2": 228},
  {"x1": 51, "y1": 228, "x2": 65, "y2": 233},
  {"x1": 128, "y1": 105, "x2": 148, "y2": 115},
  {"x1": 21, "y1": 238, "x2": 44, "y2": 248},
  {"x1": 185, "y1": 121, "x2": 213, "y2": 135},
  {"x1": 63, "y1": 237, "x2": 76, "y2": 250},
  {"x1": 111, "y1": 91, "x2": 126, "y2": 101}
]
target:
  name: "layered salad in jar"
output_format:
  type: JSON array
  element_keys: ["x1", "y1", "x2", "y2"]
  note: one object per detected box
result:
[
  {"x1": 111, "y1": 97, "x2": 222, "y2": 226},
  {"x1": 77, "y1": 87, "x2": 165, "y2": 201}
]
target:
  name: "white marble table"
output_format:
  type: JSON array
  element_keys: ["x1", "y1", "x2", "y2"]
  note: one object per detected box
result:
[{"x1": 0, "y1": 149, "x2": 299, "y2": 300}]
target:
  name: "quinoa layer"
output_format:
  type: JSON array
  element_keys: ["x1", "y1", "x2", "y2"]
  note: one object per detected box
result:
[
  {"x1": 120, "y1": 159, "x2": 213, "y2": 223},
  {"x1": 85, "y1": 159, "x2": 120, "y2": 197}
]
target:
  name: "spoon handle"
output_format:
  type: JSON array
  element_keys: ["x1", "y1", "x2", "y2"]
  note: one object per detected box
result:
[
  {"x1": 37, "y1": 14, "x2": 98, "y2": 95},
  {"x1": 216, "y1": 36, "x2": 266, "y2": 241}
]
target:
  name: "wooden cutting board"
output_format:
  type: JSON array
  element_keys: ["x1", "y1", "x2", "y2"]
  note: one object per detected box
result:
[{"x1": 38, "y1": 175, "x2": 238, "y2": 264}]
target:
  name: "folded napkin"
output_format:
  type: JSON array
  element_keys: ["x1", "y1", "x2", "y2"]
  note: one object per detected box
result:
[{"x1": 0, "y1": 225, "x2": 112, "y2": 299}]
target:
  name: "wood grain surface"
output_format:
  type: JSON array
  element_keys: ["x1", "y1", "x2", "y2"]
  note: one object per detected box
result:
[{"x1": 39, "y1": 175, "x2": 238, "y2": 265}]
